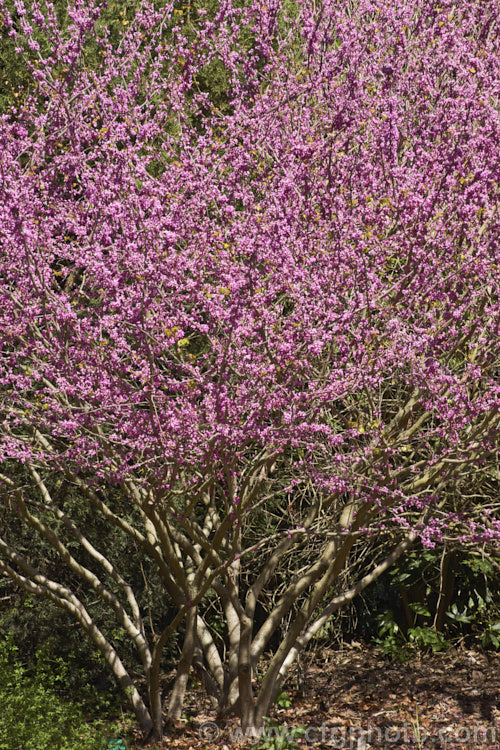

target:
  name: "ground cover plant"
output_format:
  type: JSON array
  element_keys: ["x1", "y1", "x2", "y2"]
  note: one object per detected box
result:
[
  {"x1": 0, "y1": 0, "x2": 499, "y2": 742},
  {"x1": 0, "y1": 635, "x2": 124, "y2": 749}
]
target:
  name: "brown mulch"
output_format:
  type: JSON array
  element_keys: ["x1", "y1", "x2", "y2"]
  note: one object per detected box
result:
[{"x1": 134, "y1": 645, "x2": 500, "y2": 749}]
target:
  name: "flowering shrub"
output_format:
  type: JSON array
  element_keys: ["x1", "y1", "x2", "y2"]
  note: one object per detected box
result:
[{"x1": 0, "y1": 0, "x2": 499, "y2": 739}]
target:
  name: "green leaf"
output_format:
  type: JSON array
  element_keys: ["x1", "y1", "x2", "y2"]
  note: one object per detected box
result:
[{"x1": 409, "y1": 603, "x2": 431, "y2": 617}]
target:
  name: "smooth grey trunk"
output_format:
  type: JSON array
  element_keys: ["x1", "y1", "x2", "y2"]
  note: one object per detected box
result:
[
  {"x1": 238, "y1": 614, "x2": 256, "y2": 732},
  {"x1": 196, "y1": 615, "x2": 225, "y2": 692},
  {"x1": 219, "y1": 590, "x2": 242, "y2": 711},
  {"x1": 168, "y1": 605, "x2": 197, "y2": 720}
]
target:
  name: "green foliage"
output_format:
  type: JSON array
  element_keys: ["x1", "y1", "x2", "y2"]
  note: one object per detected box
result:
[
  {"x1": 443, "y1": 556, "x2": 500, "y2": 648},
  {"x1": 105, "y1": 740, "x2": 127, "y2": 750},
  {"x1": 252, "y1": 718, "x2": 306, "y2": 750},
  {"x1": 374, "y1": 605, "x2": 451, "y2": 660},
  {"x1": 274, "y1": 689, "x2": 292, "y2": 709},
  {"x1": 0, "y1": 635, "x2": 122, "y2": 750},
  {"x1": 0, "y1": 590, "x2": 121, "y2": 696},
  {"x1": 363, "y1": 546, "x2": 500, "y2": 655},
  {"x1": 446, "y1": 602, "x2": 474, "y2": 625},
  {"x1": 481, "y1": 621, "x2": 500, "y2": 650},
  {"x1": 373, "y1": 609, "x2": 404, "y2": 659},
  {"x1": 0, "y1": 466, "x2": 180, "y2": 687},
  {"x1": 407, "y1": 625, "x2": 449, "y2": 653}
]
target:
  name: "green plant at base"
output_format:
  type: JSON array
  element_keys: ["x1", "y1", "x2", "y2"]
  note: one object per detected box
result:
[
  {"x1": 375, "y1": 603, "x2": 450, "y2": 660},
  {"x1": 407, "y1": 625, "x2": 449, "y2": 653},
  {"x1": 374, "y1": 609, "x2": 407, "y2": 660},
  {"x1": 106, "y1": 740, "x2": 127, "y2": 750},
  {"x1": 0, "y1": 635, "x2": 125, "y2": 750},
  {"x1": 251, "y1": 718, "x2": 306, "y2": 750},
  {"x1": 481, "y1": 621, "x2": 500, "y2": 650},
  {"x1": 444, "y1": 557, "x2": 500, "y2": 650},
  {"x1": 274, "y1": 689, "x2": 292, "y2": 709}
]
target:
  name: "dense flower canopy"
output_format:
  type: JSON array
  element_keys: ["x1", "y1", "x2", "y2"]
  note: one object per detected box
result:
[{"x1": 0, "y1": 0, "x2": 499, "y2": 545}]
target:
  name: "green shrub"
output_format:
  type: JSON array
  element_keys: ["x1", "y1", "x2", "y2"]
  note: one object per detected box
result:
[{"x1": 0, "y1": 635, "x2": 120, "y2": 750}]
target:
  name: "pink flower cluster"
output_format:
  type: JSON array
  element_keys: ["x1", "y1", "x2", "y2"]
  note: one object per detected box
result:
[{"x1": 0, "y1": 0, "x2": 498, "y2": 545}]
